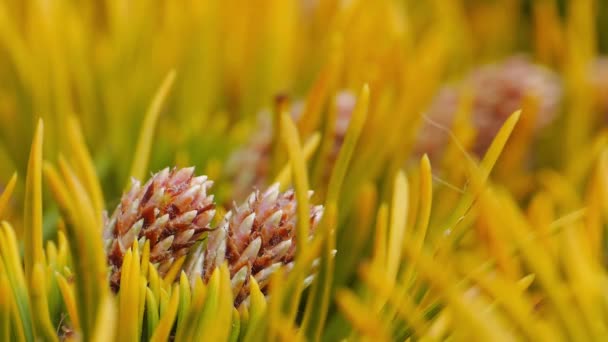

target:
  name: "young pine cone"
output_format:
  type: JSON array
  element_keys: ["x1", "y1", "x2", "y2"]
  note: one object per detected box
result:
[
  {"x1": 416, "y1": 55, "x2": 562, "y2": 158},
  {"x1": 185, "y1": 183, "x2": 324, "y2": 307},
  {"x1": 104, "y1": 167, "x2": 215, "y2": 291}
]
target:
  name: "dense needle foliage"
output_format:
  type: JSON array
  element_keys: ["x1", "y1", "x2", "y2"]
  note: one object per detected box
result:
[{"x1": 0, "y1": 0, "x2": 608, "y2": 341}]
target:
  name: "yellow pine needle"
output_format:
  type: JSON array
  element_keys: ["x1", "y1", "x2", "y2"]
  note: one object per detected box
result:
[
  {"x1": 243, "y1": 277, "x2": 267, "y2": 342},
  {"x1": 42, "y1": 163, "x2": 71, "y2": 214},
  {"x1": 162, "y1": 255, "x2": 186, "y2": 287},
  {"x1": 438, "y1": 85, "x2": 476, "y2": 172},
  {"x1": 297, "y1": 33, "x2": 343, "y2": 138},
  {"x1": 229, "y1": 309, "x2": 241, "y2": 342},
  {"x1": 65, "y1": 115, "x2": 105, "y2": 219},
  {"x1": 560, "y1": 225, "x2": 606, "y2": 339},
  {"x1": 45, "y1": 241, "x2": 58, "y2": 269},
  {"x1": 587, "y1": 150, "x2": 608, "y2": 261},
  {"x1": 30, "y1": 264, "x2": 58, "y2": 342},
  {"x1": 148, "y1": 263, "x2": 161, "y2": 302},
  {"x1": 439, "y1": 110, "x2": 521, "y2": 248},
  {"x1": 192, "y1": 267, "x2": 221, "y2": 339},
  {"x1": 301, "y1": 84, "x2": 371, "y2": 339},
  {"x1": 91, "y1": 296, "x2": 117, "y2": 342},
  {"x1": 178, "y1": 272, "x2": 191, "y2": 327},
  {"x1": 195, "y1": 265, "x2": 233, "y2": 341},
  {"x1": 159, "y1": 288, "x2": 170, "y2": 317},
  {"x1": 371, "y1": 206, "x2": 389, "y2": 266},
  {"x1": 127, "y1": 70, "x2": 177, "y2": 187},
  {"x1": 402, "y1": 155, "x2": 432, "y2": 285},
  {"x1": 267, "y1": 269, "x2": 285, "y2": 341},
  {"x1": 478, "y1": 185, "x2": 522, "y2": 280},
  {"x1": 0, "y1": 172, "x2": 17, "y2": 218},
  {"x1": 282, "y1": 226, "x2": 325, "y2": 293},
  {"x1": 138, "y1": 276, "x2": 147, "y2": 340},
  {"x1": 335, "y1": 289, "x2": 390, "y2": 341},
  {"x1": 527, "y1": 192, "x2": 558, "y2": 260},
  {"x1": 495, "y1": 190, "x2": 589, "y2": 340},
  {"x1": 358, "y1": 262, "x2": 430, "y2": 337},
  {"x1": 311, "y1": 91, "x2": 338, "y2": 191},
  {"x1": 279, "y1": 109, "x2": 311, "y2": 321},
  {"x1": 56, "y1": 230, "x2": 69, "y2": 266},
  {"x1": 586, "y1": 169, "x2": 603, "y2": 263},
  {"x1": 270, "y1": 92, "x2": 288, "y2": 178},
  {"x1": 24, "y1": 119, "x2": 44, "y2": 284},
  {"x1": 477, "y1": 109, "x2": 522, "y2": 188},
  {"x1": 402, "y1": 243, "x2": 513, "y2": 342},
  {"x1": 238, "y1": 304, "x2": 249, "y2": 340},
  {"x1": 275, "y1": 132, "x2": 321, "y2": 189},
  {"x1": 326, "y1": 83, "x2": 370, "y2": 204},
  {"x1": 426, "y1": 309, "x2": 452, "y2": 340},
  {"x1": 279, "y1": 110, "x2": 311, "y2": 259},
  {"x1": 547, "y1": 208, "x2": 587, "y2": 234},
  {"x1": 533, "y1": 0, "x2": 565, "y2": 64},
  {"x1": 334, "y1": 181, "x2": 377, "y2": 285},
  {"x1": 517, "y1": 274, "x2": 536, "y2": 291},
  {"x1": 118, "y1": 248, "x2": 141, "y2": 342},
  {"x1": 274, "y1": 316, "x2": 304, "y2": 342},
  {"x1": 464, "y1": 264, "x2": 554, "y2": 340},
  {"x1": 57, "y1": 156, "x2": 96, "y2": 222},
  {"x1": 175, "y1": 278, "x2": 207, "y2": 340},
  {"x1": 146, "y1": 288, "x2": 160, "y2": 336},
  {"x1": 300, "y1": 202, "x2": 337, "y2": 339},
  {"x1": 0, "y1": 222, "x2": 34, "y2": 342},
  {"x1": 537, "y1": 170, "x2": 581, "y2": 210},
  {"x1": 0, "y1": 265, "x2": 11, "y2": 341},
  {"x1": 367, "y1": 203, "x2": 389, "y2": 311},
  {"x1": 387, "y1": 170, "x2": 409, "y2": 282},
  {"x1": 150, "y1": 285, "x2": 180, "y2": 342},
  {"x1": 48, "y1": 157, "x2": 109, "y2": 338},
  {"x1": 140, "y1": 240, "x2": 151, "y2": 279},
  {"x1": 56, "y1": 273, "x2": 80, "y2": 332}
]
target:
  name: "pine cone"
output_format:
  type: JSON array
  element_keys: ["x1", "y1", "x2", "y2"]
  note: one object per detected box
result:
[
  {"x1": 226, "y1": 90, "x2": 355, "y2": 200},
  {"x1": 225, "y1": 111, "x2": 274, "y2": 201},
  {"x1": 104, "y1": 167, "x2": 216, "y2": 291},
  {"x1": 186, "y1": 183, "x2": 324, "y2": 307},
  {"x1": 416, "y1": 55, "x2": 562, "y2": 158}
]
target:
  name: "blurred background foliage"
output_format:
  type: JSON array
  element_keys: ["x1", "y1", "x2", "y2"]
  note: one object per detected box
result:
[
  {"x1": 0, "y1": 0, "x2": 600, "y2": 204},
  {"x1": 1, "y1": 0, "x2": 608, "y2": 340}
]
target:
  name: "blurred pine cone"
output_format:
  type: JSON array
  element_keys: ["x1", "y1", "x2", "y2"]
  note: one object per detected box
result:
[
  {"x1": 416, "y1": 56, "x2": 562, "y2": 158},
  {"x1": 225, "y1": 111, "x2": 274, "y2": 201},
  {"x1": 104, "y1": 167, "x2": 216, "y2": 291},
  {"x1": 186, "y1": 183, "x2": 324, "y2": 307},
  {"x1": 226, "y1": 90, "x2": 355, "y2": 200}
]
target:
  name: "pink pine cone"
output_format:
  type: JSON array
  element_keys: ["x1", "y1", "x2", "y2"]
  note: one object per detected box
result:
[
  {"x1": 185, "y1": 183, "x2": 324, "y2": 306},
  {"x1": 226, "y1": 90, "x2": 356, "y2": 200},
  {"x1": 104, "y1": 167, "x2": 215, "y2": 291}
]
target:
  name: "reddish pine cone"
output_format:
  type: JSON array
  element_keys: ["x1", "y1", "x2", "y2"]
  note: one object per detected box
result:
[
  {"x1": 225, "y1": 112, "x2": 274, "y2": 201},
  {"x1": 104, "y1": 167, "x2": 215, "y2": 291},
  {"x1": 416, "y1": 56, "x2": 562, "y2": 158},
  {"x1": 185, "y1": 183, "x2": 324, "y2": 307},
  {"x1": 226, "y1": 90, "x2": 355, "y2": 200}
]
